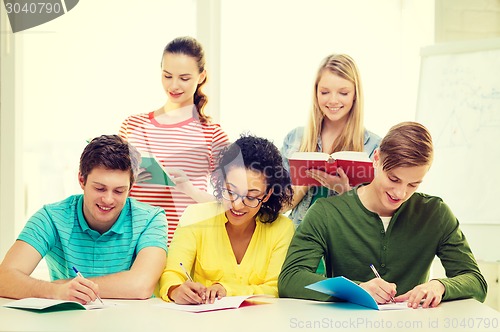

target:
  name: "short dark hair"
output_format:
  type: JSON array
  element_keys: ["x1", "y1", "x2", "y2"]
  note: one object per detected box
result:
[
  {"x1": 211, "y1": 134, "x2": 293, "y2": 223},
  {"x1": 79, "y1": 135, "x2": 140, "y2": 187},
  {"x1": 379, "y1": 121, "x2": 434, "y2": 171}
]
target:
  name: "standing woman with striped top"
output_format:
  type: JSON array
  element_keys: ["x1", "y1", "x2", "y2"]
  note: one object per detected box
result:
[{"x1": 120, "y1": 36, "x2": 229, "y2": 245}]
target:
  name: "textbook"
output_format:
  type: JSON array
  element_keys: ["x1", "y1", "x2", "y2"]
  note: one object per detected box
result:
[
  {"x1": 305, "y1": 276, "x2": 409, "y2": 310},
  {"x1": 288, "y1": 151, "x2": 374, "y2": 187},
  {"x1": 2, "y1": 298, "x2": 108, "y2": 312},
  {"x1": 156, "y1": 295, "x2": 274, "y2": 313},
  {"x1": 139, "y1": 151, "x2": 176, "y2": 186}
]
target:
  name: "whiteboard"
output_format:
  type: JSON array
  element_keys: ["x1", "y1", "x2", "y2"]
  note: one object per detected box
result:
[{"x1": 416, "y1": 38, "x2": 500, "y2": 225}]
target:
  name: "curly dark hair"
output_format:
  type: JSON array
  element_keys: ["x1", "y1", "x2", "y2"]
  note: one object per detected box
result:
[
  {"x1": 79, "y1": 135, "x2": 140, "y2": 187},
  {"x1": 211, "y1": 134, "x2": 293, "y2": 223}
]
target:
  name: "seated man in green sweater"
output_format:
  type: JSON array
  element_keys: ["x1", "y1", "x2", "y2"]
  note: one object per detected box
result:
[{"x1": 278, "y1": 121, "x2": 487, "y2": 309}]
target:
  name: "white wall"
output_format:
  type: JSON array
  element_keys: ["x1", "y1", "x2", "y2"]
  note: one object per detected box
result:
[
  {"x1": 18, "y1": 0, "x2": 197, "y2": 225},
  {"x1": 219, "y1": 0, "x2": 435, "y2": 145},
  {"x1": 5, "y1": 0, "x2": 436, "y2": 252},
  {"x1": 2, "y1": 1, "x2": 500, "y2": 306}
]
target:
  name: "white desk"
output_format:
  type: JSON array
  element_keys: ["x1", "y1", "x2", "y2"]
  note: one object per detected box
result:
[{"x1": 1, "y1": 297, "x2": 499, "y2": 332}]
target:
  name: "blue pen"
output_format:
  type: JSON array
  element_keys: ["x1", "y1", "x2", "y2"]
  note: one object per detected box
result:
[{"x1": 72, "y1": 266, "x2": 104, "y2": 304}]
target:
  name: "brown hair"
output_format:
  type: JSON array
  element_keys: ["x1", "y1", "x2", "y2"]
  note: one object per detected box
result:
[
  {"x1": 379, "y1": 121, "x2": 434, "y2": 171},
  {"x1": 300, "y1": 54, "x2": 365, "y2": 153},
  {"x1": 163, "y1": 36, "x2": 211, "y2": 124},
  {"x1": 80, "y1": 135, "x2": 140, "y2": 187}
]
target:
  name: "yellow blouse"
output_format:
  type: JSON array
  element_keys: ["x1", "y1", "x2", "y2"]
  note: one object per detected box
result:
[{"x1": 158, "y1": 201, "x2": 294, "y2": 301}]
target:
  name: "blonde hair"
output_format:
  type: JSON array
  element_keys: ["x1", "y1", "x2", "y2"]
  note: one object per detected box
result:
[
  {"x1": 300, "y1": 54, "x2": 364, "y2": 153},
  {"x1": 379, "y1": 121, "x2": 434, "y2": 171}
]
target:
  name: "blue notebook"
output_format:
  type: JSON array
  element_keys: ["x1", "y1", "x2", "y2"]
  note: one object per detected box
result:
[{"x1": 305, "y1": 276, "x2": 378, "y2": 310}]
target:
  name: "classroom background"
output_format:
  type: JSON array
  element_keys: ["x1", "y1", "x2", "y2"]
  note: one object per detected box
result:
[{"x1": 1, "y1": 0, "x2": 499, "y2": 310}]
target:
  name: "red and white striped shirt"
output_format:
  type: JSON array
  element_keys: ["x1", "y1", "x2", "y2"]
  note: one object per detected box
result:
[{"x1": 119, "y1": 111, "x2": 229, "y2": 245}]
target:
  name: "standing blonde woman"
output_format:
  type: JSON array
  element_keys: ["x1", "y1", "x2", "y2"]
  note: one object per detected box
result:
[{"x1": 281, "y1": 54, "x2": 381, "y2": 226}]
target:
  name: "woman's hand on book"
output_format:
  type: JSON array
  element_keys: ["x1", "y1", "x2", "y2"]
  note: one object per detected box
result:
[
  {"x1": 167, "y1": 168, "x2": 197, "y2": 196},
  {"x1": 136, "y1": 168, "x2": 153, "y2": 183},
  {"x1": 306, "y1": 168, "x2": 351, "y2": 193},
  {"x1": 205, "y1": 283, "x2": 226, "y2": 304},
  {"x1": 167, "y1": 168, "x2": 216, "y2": 203},
  {"x1": 167, "y1": 168, "x2": 190, "y2": 187}
]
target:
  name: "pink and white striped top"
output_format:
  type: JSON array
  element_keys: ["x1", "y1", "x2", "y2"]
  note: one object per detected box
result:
[{"x1": 119, "y1": 111, "x2": 229, "y2": 245}]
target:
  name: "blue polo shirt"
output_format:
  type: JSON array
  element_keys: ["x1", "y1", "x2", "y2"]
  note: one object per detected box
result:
[{"x1": 18, "y1": 195, "x2": 167, "y2": 280}]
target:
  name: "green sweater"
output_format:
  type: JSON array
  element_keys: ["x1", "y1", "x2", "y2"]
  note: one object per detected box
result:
[{"x1": 278, "y1": 188, "x2": 487, "y2": 302}]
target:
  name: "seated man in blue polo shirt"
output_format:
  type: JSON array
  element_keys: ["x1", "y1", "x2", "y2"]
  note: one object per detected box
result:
[{"x1": 0, "y1": 135, "x2": 168, "y2": 304}]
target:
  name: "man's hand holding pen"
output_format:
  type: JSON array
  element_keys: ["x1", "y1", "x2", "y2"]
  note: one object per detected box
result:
[
  {"x1": 52, "y1": 277, "x2": 100, "y2": 305},
  {"x1": 51, "y1": 267, "x2": 102, "y2": 305},
  {"x1": 358, "y1": 264, "x2": 397, "y2": 305},
  {"x1": 359, "y1": 277, "x2": 397, "y2": 304}
]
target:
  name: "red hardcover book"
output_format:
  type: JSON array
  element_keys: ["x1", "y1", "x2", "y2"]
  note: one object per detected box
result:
[{"x1": 288, "y1": 151, "x2": 374, "y2": 187}]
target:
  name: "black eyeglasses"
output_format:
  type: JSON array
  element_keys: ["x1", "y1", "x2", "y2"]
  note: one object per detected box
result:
[{"x1": 221, "y1": 188, "x2": 266, "y2": 208}]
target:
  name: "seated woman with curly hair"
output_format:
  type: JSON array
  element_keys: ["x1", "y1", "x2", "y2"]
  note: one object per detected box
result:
[{"x1": 158, "y1": 134, "x2": 294, "y2": 304}]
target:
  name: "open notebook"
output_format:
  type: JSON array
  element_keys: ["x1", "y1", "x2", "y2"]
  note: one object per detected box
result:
[
  {"x1": 3, "y1": 298, "x2": 115, "y2": 312},
  {"x1": 306, "y1": 277, "x2": 411, "y2": 310},
  {"x1": 156, "y1": 295, "x2": 274, "y2": 313}
]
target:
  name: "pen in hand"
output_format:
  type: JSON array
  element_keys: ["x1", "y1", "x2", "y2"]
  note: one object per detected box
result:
[
  {"x1": 179, "y1": 262, "x2": 193, "y2": 282},
  {"x1": 369, "y1": 264, "x2": 396, "y2": 304},
  {"x1": 178, "y1": 262, "x2": 207, "y2": 304},
  {"x1": 72, "y1": 266, "x2": 104, "y2": 305}
]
